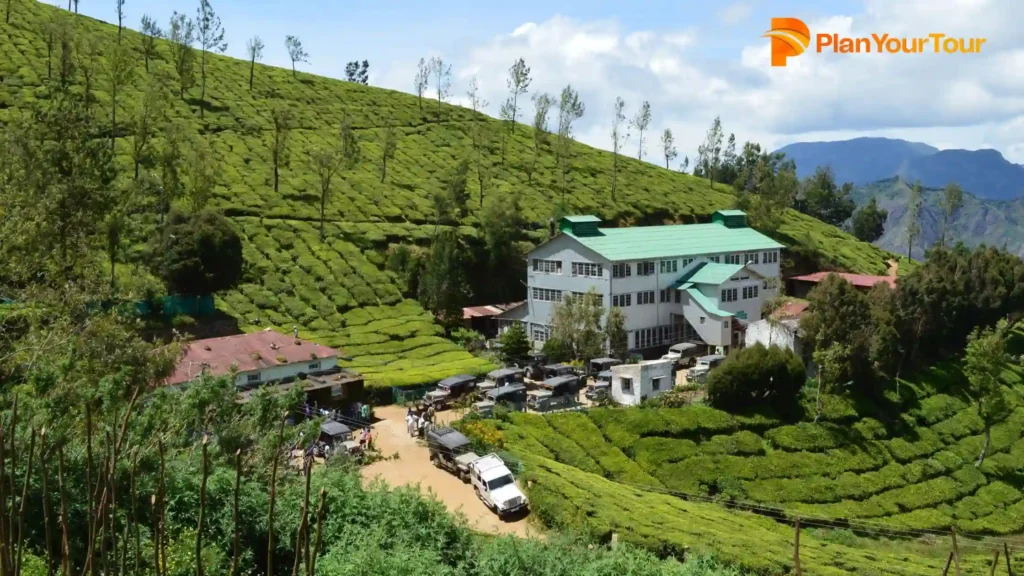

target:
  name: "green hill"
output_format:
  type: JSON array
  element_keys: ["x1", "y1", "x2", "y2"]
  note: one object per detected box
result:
[
  {"x1": 0, "y1": 0, "x2": 905, "y2": 387},
  {"x1": 852, "y1": 178, "x2": 1024, "y2": 259},
  {"x1": 465, "y1": 327, "x2": 1024, "y2": 572}
]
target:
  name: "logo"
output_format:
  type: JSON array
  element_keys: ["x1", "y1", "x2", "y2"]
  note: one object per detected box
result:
[
  {"x1": 763, "y1": 18, "x2": 987, "y2": 67},
  {"x1": 763, "y1": 18, "x2": 810, "y2": 67}
]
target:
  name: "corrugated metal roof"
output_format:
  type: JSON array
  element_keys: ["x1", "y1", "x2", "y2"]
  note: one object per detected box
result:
[
  {"x1": 790, "y1": 272, "x2": 896, "y2": 289},
  {"x1": 686, "y1": 262, "x2": 745, "y2": 285},
  {"x1": 562, "y1": 215, "x2": 602, "y2": 223},
  {"x1": 462, "y1": 301, "x2": 525, "y2": 319},
  {"x1": 715, "y1": 210, "x2": 747, "y2": 217},
  {"x1": 685, "y1": 288, "x2": 734, "y2": 317},
  {"x1": 564, "y1": 222, "x2": 784, "y2": 261}
]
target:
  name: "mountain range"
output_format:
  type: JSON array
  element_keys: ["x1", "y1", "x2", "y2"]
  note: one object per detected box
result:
[{"x1": 775, "y1": 137, "x2": 1024, "y2": 201}]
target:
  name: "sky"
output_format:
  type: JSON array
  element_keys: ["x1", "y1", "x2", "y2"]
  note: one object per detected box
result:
[{"x1": 67, "y1": 0, "x2": 1024, "y2": 166}]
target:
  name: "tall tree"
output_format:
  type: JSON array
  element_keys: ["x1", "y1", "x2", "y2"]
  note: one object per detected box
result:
[
  {"x1": 630, "y1": 100, "x2": 651, "y2": 160},
  {"x1": 195, "y1": 0, "x2": 227, "y2": 119},
  {"x1": 284, "y1": 35, "x2": 308, "y2": 77},
  {"x1": 852, "y1": 197, "x2": 888, "y2": 243},
  {"x1": 414, "y1": 58, "x2": 429, "y2": 110},
  {"x1": 939, "y1": 181, "x2": 964, "y2": 247},
  {"x1": 312, "y1": 144, "x2": 341, "y2": 241},
  {"x1": 245, "y1": 36, "x2": 264, "y2": 91},
  {"x1": 330, "y1": 120, "x2": 361, "y2": 231},
  {"x1": 679, "y1": 156, "x2": 689, "y2": 174},
  {"x1": 498, "y1": 98, "x2": 513, "y2": 166},
  {"x1": 797, "y1": 166, "x2": 856, "y2": 227},
  {"x1": 718, "y1": 133, "x2": 738, "y2": 185},
  {"x1": 158, "y1": 121, "x2": 187, "y2": 223},
  {"x1": 116, "y1": 0, "x2": 125, "y2": 43},
  {"x1": 481, "y1": 189, "x2": 525, "y2": 301},
  {"x1": 186, "y1": 136, "x2": 218, "y2": 211},
  {"x1": 428, "y1": 56, "x2": 451, "y2": 120},
  {"x1": 268, "y1": 106, "x2": 293, "y2": 194},
  {"x1": 167, "y1": 12, "x2": 196, "y2": 99},
  {"x1": 528, "y1": 92, "x2": 553, "y2": 183},
  {"x1": 104, "y1": 40, "x2": 136, "y2": 151},
  {"x1": 905, "y1": 180, "x2": 923, "y2": 259},
  {"x1": 74, "y1": 34, "x2": 101, "y2": 104},
  {"x1": 344, "y1": 60, "x2": 369, "y2": 84},
  {"x1": 661, "y1": 128, "x2": 677, "y2": 170},
  {"x1": 610, "y1": 96, "x2": 627, "y2": 200},
  {"x1": 130, "y1": 77, "x2": 168, "y2": 180},
  {"x1": 604, "y1": 306, "x2": 628, "y2": 360},
  {"x1": 377, "y1": 124, "x2": 398, "y2": 183},
  {"x1": 697, "y1": 116, "x2": 724, "y2": 188},
  {"x1": 963, "y1": 319, "x2": 1013, "y2": 467},
  {"x1": 498, "y1": 323, "x2": 530, "y2": 365},
  {"x1": 506, "y1": 58, "x2": 531, "y2": 132},
  {"x1": 555, "y1": 85, "x2": 585, "y2": 207},
  {"x1": 465, "y1": 77, "x2": 490, "y2": 206},
  {"x1": 139, "y1": 15, "x2": 164, "y2": 73},
  {"x1": 418, "y1": 230, "x2": 472, "y2": 330},
  {"x1": 550, "y1": 289, "x2": 604, "y2": 361}
]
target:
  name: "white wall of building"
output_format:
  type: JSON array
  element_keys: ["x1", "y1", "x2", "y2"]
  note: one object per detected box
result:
[
  {"x1": 610, "y1": 360, "x2": 674, "y2": 406},
  {"x1": 234, "y1": 356, "x2": 339, "y2": 388},
  {"x1": 526, "y1": 234, "x2": 611, "y2": 344}
]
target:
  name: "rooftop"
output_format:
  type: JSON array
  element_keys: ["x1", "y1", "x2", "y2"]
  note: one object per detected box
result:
[
  {"x1": 684, "y1": 287, "x2": 734, "y2": 318},
  {"x1": 561, "y1": 219, "x2": 784, "y2": 261},
  {"x1": 772, "y1": 300, "x2": 810, "y2": 319},
  {"x1": 678, "y1": 262, "x2": 748, "y2": 285},
  {"x1": 790, "y1": 272, "x2": 897, "y2": 290},
  {"x1": 463, "y1": 301, "x2": 524, "y2": 319},
  {"x1": 166, "y1": 329, "x2": 341, "y2": 386}
]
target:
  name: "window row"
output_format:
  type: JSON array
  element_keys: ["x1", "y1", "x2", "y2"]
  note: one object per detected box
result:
[
  {"x1": 612, "y1": 293, "x2": 632, "y2": 307},
  {"x1": 568, "y1": 291, "x2": 604, "y2": 306},
  {"x1": 532, "y1": 287, "x2": 563, "y2": 302},
  {"x1": 532, "y1": 324, "x2": 551, "y2": 343},
  {"x1": 742, "y1": 285, "x2": 759, "y2": 299},
  {"x1": 532, "y1": 259, "x2": 561, "y2": 274},
  {"x1": 632, "y1": 323, "x2": 689, "y2": 349},
  {"x1": 721, "y1": 288, "x2": 738, "y2": 302},
  {"x1": 763, "y1": 250, "x2": 779, "y2": 264},
  {"x1": 572, "y1": 262, "x2": 604, "y2": 277}
]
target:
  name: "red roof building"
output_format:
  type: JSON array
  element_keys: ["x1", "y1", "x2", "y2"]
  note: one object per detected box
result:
[
  {"x1": 166, "y1": 329, "x2": 342, "y2": 388},
  {"x1": 789, "y1": 272, "x2": 896, "y2": 298},
  {"x1": 462, "y1": 301, "x2": 525, "y2": 320}
]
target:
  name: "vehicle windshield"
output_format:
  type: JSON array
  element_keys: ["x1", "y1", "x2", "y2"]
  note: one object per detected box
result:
[{"x1": 487, "y1": 475, "x2": 515, "y2": 490}]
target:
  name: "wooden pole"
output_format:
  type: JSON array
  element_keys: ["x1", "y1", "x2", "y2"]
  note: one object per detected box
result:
[
  {"x1": 793, "y1": 517, "x2": 802, "y2": 576},
  {"x1": 267, "y1": 414, "x2": 287, "y2": 576},
  {"x1": 1006, "y1": 542, "x2": 1014, "y2": 576},
  {"x1": 195, "y1": 435, "x2": 209, "y2": 576},
  {"x1": 951, "y1": 528, "x2": 962, "y2": 576},
  {"x1": 941, "y1": 551, "x2": 953, "y2": 576},
  {"x1": 230, "y1": 450, "x2": 241, "y2": 576},
  {"x1": 990, "y1": 550, "x2": 1001, "y2": 576}
]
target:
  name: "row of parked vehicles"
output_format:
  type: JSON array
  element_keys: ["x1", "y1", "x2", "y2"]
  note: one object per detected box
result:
[{"x1": 426, "y1": 426, "x2": 529, "y2": 518}]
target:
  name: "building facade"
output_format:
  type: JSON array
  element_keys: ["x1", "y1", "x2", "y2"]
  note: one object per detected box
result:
[
  {"x1": 523, "y1": 211, "x2": 784, "y2": 353},
  {"x1": 610, "y1": 359, "x2": 674, "y2": 406}
]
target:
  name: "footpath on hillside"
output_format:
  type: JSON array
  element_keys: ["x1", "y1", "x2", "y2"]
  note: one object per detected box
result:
[{"x1": 361, "y1": 405, "x2": 537, "y2": 538}]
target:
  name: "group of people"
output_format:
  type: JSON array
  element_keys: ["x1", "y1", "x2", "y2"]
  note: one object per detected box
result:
[{"x1": 406, "y1": 404, "x2": 437, "y2": 438}]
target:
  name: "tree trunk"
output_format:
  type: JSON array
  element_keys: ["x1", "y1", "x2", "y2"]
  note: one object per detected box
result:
[
  {"x1": 813, "y1": 372, "x2": 822, "y2": 423},
  {"x1": 110, "y1": 251, "x2": 116, "y2": 289},
  {"x1": 319, "y1": 192, "x2": 326, "y2": 240},
  {"x1": 249, "y1": 59, "x2": 255, "y2": 90},
  {"x1": 976, "y1": 426, "x2": 991, "y2": 467},
  {"x1": 637, "y1": 130, "x2": 643, "y2": 160},
  {"x1": 511, "y1": 96, "x2": 518, "y2": 132},
  {"x1": 145, "y1": 51, "x2": 150, "y2": 73},
  {"x1": 134, "y1": 158, "x2": 140, "y2": 181},
  {"x1": 111, "y1": 88, "x2": 117, "y2": 151},
  {"x1": 273, "y1": 161, "x2": 279, "y2": 193},
  {"x1": 380, "y1": 158, "x2": 387, "y2": 183},
  {"x1": 200, "y1": 51, "x2": 207, "y2": 119}
]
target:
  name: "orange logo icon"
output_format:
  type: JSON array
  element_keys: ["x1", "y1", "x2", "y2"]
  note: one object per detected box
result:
[{"x1": 763, "y1": 18, "x2": 810, "y2": 66}]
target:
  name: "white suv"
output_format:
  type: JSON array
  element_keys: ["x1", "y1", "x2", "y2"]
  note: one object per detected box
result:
[{"x1": 469, "y1": 454, "x2": 529, "y2": 517}]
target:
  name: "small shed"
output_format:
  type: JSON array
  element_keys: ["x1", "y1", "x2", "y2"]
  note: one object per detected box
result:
[
  {"x1": 319, "y1": 420, "x2": 352, "y2": 446},
  {"x1": 610, "y1": 360, "x2": 674, "y2": 406}
]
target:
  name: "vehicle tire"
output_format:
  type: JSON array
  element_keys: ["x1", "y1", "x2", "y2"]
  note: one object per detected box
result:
[
  {"x1": 431, "y1": 454, "x2": 440, "y2": 468},
  {"x1": 460, "y1": 471, "x2": 469, "y2": 483}
]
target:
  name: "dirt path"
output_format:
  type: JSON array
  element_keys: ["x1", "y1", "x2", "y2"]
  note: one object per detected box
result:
[
  {"x1": 361, "y1": 405, "x2": 538, "y2": 538},
  {"x1": 888, "y1": 258, "x2": 899, "y2": 277}
]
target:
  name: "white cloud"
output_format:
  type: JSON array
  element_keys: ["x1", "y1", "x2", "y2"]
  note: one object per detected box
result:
[{"x1": 377, "y1": 2, "x2": 1024, "y2": 167}]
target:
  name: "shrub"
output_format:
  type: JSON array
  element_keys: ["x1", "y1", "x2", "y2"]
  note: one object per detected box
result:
[
  {"x1": 766, "y1": 423, "x2": 845, "y2": 452},
  {"x1": 151, "y1": 210, "x2": 244, "y2": 295},
  {"x1": 706, "y1": 343, "x2": 805, "y2": 411}
]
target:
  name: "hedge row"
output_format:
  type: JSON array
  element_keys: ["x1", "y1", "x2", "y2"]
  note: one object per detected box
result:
[{"x1": 545, "y1": 412, "x2": 662, "y2": 488}]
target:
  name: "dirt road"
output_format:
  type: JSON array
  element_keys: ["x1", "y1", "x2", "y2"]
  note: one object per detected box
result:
[{"x1": 361, "y1": 405, "x2": 538, "y2": 538}]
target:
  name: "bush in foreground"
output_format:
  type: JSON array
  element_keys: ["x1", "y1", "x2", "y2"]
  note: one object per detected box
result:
[{"x1": 706, "y1": 344, "x2": 806, "y2": 412}]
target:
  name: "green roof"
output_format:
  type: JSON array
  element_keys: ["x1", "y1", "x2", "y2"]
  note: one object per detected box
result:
[
  {"x1": 675, "y1": 262, "x2": 745, "y2": 286},
  {"x1": 561, "y1": 215, "x2": 602, "y2": 223},
  {"x1": 714, "y1": 210, "x2": 747, "y2": 217},
  {"x1": 685, "y1": 288, "x2": 733, "y2": 317},
  {"x1": 564, "y1": 223, "x2": 784, "y2": 261}
]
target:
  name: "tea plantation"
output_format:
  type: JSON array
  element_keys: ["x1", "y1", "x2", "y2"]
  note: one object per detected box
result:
[
  {"x1": 0, "y1": 1, "x2": 906, "y2": 387},
  {"x1": 463, "y1": 327, "x2": 1024, "y2": 572}
]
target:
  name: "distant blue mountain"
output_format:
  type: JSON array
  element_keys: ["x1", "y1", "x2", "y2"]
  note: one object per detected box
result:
[{"x1": 774, "y1": 137, "x2": 1024, "y2": 201}]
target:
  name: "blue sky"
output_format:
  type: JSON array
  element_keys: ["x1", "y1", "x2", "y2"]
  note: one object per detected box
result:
[{"x1": 69, "y1": 0, "x2": 1024, "y2": 165}]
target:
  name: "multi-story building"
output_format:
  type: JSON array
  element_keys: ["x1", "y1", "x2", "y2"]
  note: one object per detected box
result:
[{"x1": 523, "y1": 210, "x2": 784, "y2": 353}]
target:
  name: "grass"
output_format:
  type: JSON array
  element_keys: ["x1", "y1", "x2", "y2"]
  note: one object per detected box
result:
[
  {"x1": 464, "y1": 327, "x2": 1024, "y2": 570},
  {"x1": 0, "y1": 1, "x2": 907, "y2": 387}
]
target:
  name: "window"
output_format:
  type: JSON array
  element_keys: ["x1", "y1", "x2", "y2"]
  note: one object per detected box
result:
[
  {"x1": 742, "y1": 285, "x2": 760, "y2": 299},
  {"x1": 531, "y1": 325, "x2": 550, "y2": 342},
  {"x1": 660, "y1": 289, "x2": 672, "y2": 303},
  {"x1": 659, "y1": 260, "x2": 678, "y2": 274},
  {"x1": 532, "y1": 287, "x2": 563, "y2": 302},
  {"x1": 487, "y1": 475, "x2": 515, "y2": 491},
  {"x1": 612, "y1": 263, "x2": 632, "y2": 278},
  {"x1": 637, "y1": 261, "x2": 656, "y2": 276},
  {"x1": 637, "y1": 291, "x2": 655, "y2": 305},
  {"x1": 762, "y1": 250, "x2": 779, "y2": 264},
  {"x1": 709, "y1": 256, "x2": 721, "y2": 263},
  {"x1": 674, "y1": 290, "x2": 681, "y2": 304},
  {"x1": 571, "y1": 262, "x2": 603, "y2": 277},
  {"x1": 652, "y1": 376, "x2": 664, "y2": 391},
  {"x1": 308, "y1": 362, "x2": 321, "y2": 371},
  {"x1": 745, "y1": 252, "x2": 760, "y2": 265},
  {"x1": 532, "y1": 259, "x2": 562, "y2": 274},
  {"x1": 721, "y1": 288, "x2": 738, "y2": 302},
  {"x1": 725, "y1": 253, "x2": 742, "y2": 265},
  {"x1": 612, "y1": 294, "x2": 632, "y2": 307},
  {"x1": 621, "y1": 376, "x2": 633, "y2": 394},
  {"x1": 682, "y1": 258, "x2": 695, "y2": 268},
  {"x1": 572, "y1": 292, "x2": 604, "y2": 306},
  {"x1": 246, "y1": 373, "x2": 261, "y2": 383}
]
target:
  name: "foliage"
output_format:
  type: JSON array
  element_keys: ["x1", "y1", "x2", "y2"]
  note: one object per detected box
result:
[
  {"x1": 706, "y1": 344, "x2": 806, "y2": 412},
  {"x1": 417, "y1": 230, "x2": 472, "y2": 330},
  {"x1": 498, "y1": 322, "x2": 530, "y2": 365},
  {"x1": 550, "y1": 288, "x2": 604, "y2": 361},
  {"x1": 604, "y1": 306, "x2": 628, "y2": 360},
  {"x1": 151, "y1": 210, "x2": 243, "y2": 295},
  {"x1": 800, "y1": 273, "x2": 872, "y2": 386},
  {"x1": 797, "y1": 166, "x2": 856, "y2": 227},
  {"x1": 964, "y1": 319, "x2": 1015, "y2": 465},
  {"x1": 852, "y1": 197, "x2": 887, "y2": 243}
]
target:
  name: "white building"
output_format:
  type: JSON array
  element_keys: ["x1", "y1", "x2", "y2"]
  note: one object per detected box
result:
[
  {"x1": 745, "y1": 301, "x2": 810, "y2": 363},
  {"x1": 523, "y1": 210, "x2": 784, "y2": 353},
  {"x1": 165, "y1": 328, "x2": 341, "y2": 389},
  {"x1": 610, "y1": 359, "x2": 674, "y2": 406}
]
